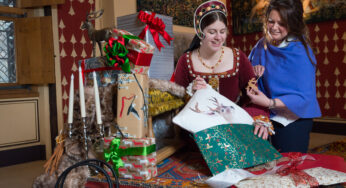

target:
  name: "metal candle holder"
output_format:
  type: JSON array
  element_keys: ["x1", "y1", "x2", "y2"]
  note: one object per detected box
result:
[
  {"x1": 98, "y1": 124, "x2": 104, "y2": 138},
  {"x1": 67, "y1": 117, "x2": 105, "y2": 160},
  {"x1": 82, "y1": 117, "x2": 88, "y2": 159},
  {"x1": 68, "y1": 123, "x2": 73, "y2": 138}
]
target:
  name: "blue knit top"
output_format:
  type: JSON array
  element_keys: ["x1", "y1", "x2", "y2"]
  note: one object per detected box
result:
[{"x1": 249, "y1": 38, "x2": 321, "y2": 118}]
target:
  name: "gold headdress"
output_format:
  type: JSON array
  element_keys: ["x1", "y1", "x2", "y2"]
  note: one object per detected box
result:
[{"x1": 194, "y1": 0, "x2": 227, "y2": 39}]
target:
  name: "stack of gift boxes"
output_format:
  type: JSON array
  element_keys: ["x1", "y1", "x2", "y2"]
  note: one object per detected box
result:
[{"x1": 78, "y1": 11, "x2": 174, "y2": 181}]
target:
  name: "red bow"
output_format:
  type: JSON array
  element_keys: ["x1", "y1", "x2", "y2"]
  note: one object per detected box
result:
[
  {"x1": 138, "y1": 11, "x2": 173, "y2": 51},
  {"x1": 277, "y1": 153, "x2": 319, "y2": 187},
  {"x1": 107, "y1": 36, "x2": 126, "y2": 47}
]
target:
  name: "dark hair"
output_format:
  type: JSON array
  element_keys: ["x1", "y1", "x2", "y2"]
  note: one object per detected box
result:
[
  {"x1": 264, "y1": 0, "x2": 315, "y2": 64},
  {"x1": 185, "y1": 11, "x2": 227, "y2": 53}
]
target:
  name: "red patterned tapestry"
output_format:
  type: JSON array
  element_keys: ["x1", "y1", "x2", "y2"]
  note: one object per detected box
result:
[
  {"x1": 227, "y1": 0, "x2": 346, "y2": 120},
  {"x1": 57, "y1": 0, "x2": 95, "y2": 123}
]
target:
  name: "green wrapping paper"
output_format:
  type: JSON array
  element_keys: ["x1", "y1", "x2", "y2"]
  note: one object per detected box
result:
[{"x1": 194, "y1": 124, "x2": 282, "y2": 175}]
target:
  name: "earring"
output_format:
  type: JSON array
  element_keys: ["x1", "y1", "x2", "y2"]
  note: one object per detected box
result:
[{"x1": 199, "y1": 34, "x2": 205, "y2": 46}]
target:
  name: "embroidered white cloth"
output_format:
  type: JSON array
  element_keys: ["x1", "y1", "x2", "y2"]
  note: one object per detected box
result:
[{"x1": 173, "y1": 85, "x2": 254, "y2": 133}]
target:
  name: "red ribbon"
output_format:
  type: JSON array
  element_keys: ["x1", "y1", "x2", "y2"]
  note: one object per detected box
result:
[
  {"x1": 81, "y1": 59, "x2": 122, "y2": 82},
  {"x1": 169, "y1": 72, "x2": 175, "y2": 82},
  {"x1": 276, "y1": 153, "x2": 319, "y2": 187},
  {"x1": 83, "y1": 66, "x2": 122, "y2": 74},
  {"x1": 137, "y1": 11, "x2": 173, "y2": 51},
  {"x1": 81, "y1": 60, "x2": 86, "y2": 84}
]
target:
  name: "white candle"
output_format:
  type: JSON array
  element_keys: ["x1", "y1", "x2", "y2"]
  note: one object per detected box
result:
[
  {"x1": 145, "y1": 11, "x2": 150, "y2": 43},
  {"x1": 93, "y1": 72, "x2": 102, "y2": 124},
  {"x1": 79, "y1": 66, "x2": 86, "y2": 118},
  {"x1": 67, "y1": 74, "x2": 74, "y2": 124}
]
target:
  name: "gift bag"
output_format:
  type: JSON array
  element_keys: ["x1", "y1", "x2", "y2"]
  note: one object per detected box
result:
[{"x1": 116, "y1": 73, "x2": 149, "y2": 138}]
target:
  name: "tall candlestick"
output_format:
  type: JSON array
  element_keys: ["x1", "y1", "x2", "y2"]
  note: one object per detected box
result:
[
  {"x1": 67, "y1": 74, "x2": 74, "y2": 124},
  {"x1": 93, "y1": 72, "x2": 102, "y2": 124},
  {"x1": 79, "y1": 66, "x2": 86, "y2": 118}
]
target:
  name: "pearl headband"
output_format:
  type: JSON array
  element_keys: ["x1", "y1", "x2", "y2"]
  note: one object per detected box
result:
[{"x1": 193, "y1": 0, "x2": 227, "y2": 39}]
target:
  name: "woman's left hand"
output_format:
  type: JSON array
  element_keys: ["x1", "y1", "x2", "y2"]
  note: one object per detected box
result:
[
  {"x1": 253, "y1": 65, "x2": 265, "y2": 78},
  {"x1": 246, "y1": 87, "x2": 270, "y2": 107},
  {"x1": 254, "y1": 123, "x2": 269, "y2": 140}
]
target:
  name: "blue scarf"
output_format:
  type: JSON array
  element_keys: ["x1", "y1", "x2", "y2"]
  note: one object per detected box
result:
[{"x1": 249, "y1": 38, "x2": 321, "y2": 118}]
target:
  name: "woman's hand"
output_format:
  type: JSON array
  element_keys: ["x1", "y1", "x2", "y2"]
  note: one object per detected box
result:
[
  {"x1": 254, "y1": 123, "x2": 269, "y2": 140},
  {"x1": 192, "y1": 76, "x2": 207, "y2": 91},
  {"x1": 253, "y1": 65, "x2": 265, "y2": 78},
  {"x1": 246, "y1": 87, "x2": 270, "y2": 107}
]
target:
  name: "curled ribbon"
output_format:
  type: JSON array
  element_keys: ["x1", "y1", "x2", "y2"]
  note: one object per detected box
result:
[
  {"x1": 104, "y1": 37, "x2": 131, "y2": 73},
  {"x1": 138, "y1": 11, "x2": 173, "y2": 51},
  {"x1": 276, "y1": 153, "x2": 319, "y2": 187}
]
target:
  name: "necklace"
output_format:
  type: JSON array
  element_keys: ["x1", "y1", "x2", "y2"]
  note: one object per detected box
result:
[
  {"x1": 198, "y1": 47, "x2": 224, "y2": 70},
  {"x1": 271, "y1": 40, "x2": 281, "y2": 46},
  {"x1": 271, "y1": 38, "x2": 285, "y2": 46}
]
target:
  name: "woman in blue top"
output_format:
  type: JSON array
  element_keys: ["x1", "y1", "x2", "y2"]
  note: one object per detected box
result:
[{"x1": 247, "y1": 0, "x2": 321, "y2": 153}]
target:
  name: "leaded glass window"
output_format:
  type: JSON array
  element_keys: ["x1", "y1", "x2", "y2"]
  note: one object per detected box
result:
[
  {"x1": 0, "y1": 0, "x2": 16, "y2": 83},
  {"x1": 0, "y1": 0, "x2": 15, "y2": 7},
  {"x1": 0, "y1": 20, "x2": 15, "y2": 83}
]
